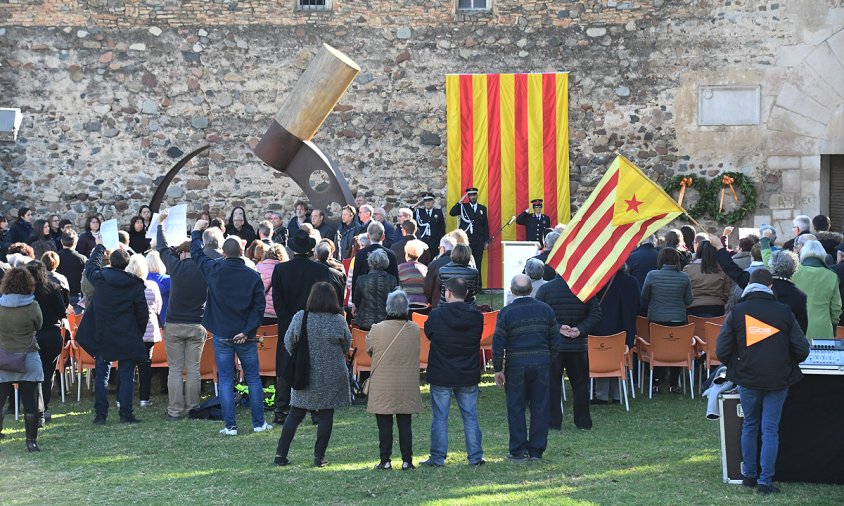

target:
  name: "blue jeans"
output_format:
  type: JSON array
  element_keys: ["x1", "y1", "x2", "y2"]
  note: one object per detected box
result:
[
  {"x1": 94, "y1": 356, "x2": 135, "y2": 418},
  {"x1": 213, "y1": 335, "x2": 266, "y2": 430},
  {"x1": 739, "y1": 386, "x2": 789, "y2": 486},
  {"x1": 429, "y1": 384, "x2": 483, "y2": 465},
  {"x1": 505, "y1": 363, "x2": 551, "y2": 457}
]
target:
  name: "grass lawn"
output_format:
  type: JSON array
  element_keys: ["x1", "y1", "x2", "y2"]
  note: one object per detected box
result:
[{"x1": 1, "y1": 375, "x2": 841, "y2": 505}]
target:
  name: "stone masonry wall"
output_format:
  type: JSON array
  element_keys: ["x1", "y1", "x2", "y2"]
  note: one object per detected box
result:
[{"x1": 1, "y1": 0, "x2": 842, "y2": 235}]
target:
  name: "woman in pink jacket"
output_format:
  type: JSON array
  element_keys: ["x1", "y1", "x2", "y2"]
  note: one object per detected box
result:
[{"x1": 257, "y1": 244, "x2": 288, "y2": 325}]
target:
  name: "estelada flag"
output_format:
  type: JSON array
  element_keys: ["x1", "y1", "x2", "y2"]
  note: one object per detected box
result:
[{"x1": 546, "y1": 155, "x2": 685, "y2": 301}]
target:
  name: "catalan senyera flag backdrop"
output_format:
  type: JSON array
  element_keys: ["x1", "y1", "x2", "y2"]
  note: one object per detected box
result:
[
  {"x1": 546, "y1": 156, "x2": 685, "y2": 302},
  {"x1": 446, "y1": 73, "x2": 570, "y2": 288}
]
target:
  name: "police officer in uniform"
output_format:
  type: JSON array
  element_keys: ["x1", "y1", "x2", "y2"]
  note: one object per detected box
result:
[
  {"x1": 414, "y1": 192, "x2": 445, "y2": 259},
  {"x1": 449, "y1": 187, "x2": 489, "y2": 269},
  {"x1": 516, "y1": 198, "x2": 552, "y2": 244}
]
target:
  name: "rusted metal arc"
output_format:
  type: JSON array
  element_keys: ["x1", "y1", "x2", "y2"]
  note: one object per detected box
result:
[
  {"x1": 149, "y1": 144, "x2": 211, "y2": 212},
  {"x1": 285, "y1": 140, "x2": 355, "y2": 215}
]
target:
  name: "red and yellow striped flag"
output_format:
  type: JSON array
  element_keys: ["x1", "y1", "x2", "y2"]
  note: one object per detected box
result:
[
  {"x1": 446, "y1": 73, "x2": 570, "y2": 288},
  {"x1": 547, "y1": 155, "x2": 685, "y2": 302}
]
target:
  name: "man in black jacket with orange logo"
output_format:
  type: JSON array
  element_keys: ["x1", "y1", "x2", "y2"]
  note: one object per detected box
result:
[{"x1": 716, "y1": 268, "x2": 809, "y2": 496}]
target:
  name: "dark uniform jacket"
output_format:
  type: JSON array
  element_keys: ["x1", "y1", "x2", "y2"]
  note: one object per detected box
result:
[
  {"x1": 516, "y1": 211, "x2": 551, "y2": 243},
  {"x1": 414, "y1": 207, "x2": 445, "y2": 254},
  {"x1": 716, "y1": 289, "x2": 809, "y2": 391},
  {"x1": 449, "y1": 202, "x2": 489, "y2": 245}
]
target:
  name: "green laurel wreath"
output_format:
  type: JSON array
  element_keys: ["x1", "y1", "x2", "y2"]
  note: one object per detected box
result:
[{"x1": 662, "y1": 173, "x2": 758, "y2": 225}]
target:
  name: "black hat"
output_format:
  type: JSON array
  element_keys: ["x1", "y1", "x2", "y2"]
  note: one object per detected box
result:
[
  {"x1": 531, "y1": 199, "x2": 543, "y2": 207},
  {"x1": 289, "y1": 229, "x2": 316, "y2": 254},
  {"x1": 466, "y1": 187, "x2": 479, "y2": 195},
  {"x1": 422, "y1": 192, "x2": 435, "y2": 200}
]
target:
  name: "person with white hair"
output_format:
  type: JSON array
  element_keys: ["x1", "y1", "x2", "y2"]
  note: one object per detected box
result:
[
  {"x1": 365, "y1": 289, "x2": 423, "y2": 470},
  {"x1": 790, "y1": 239, "x2": 841, "y2": 339},
  {"x1": 782, "y1": 215, "x2": 812, "y2": 252},
  {"x1": 353, "y1": 249, "x2": 399, "y2": 330},
  {"x1": 372, "y1": 207, "x2": 398, "y2": 247},
  {"x1": 350, "y1": 221, "x2": 400, "y2": 298},
  {"x1": 506, "y1": 258, "x2": 547, "y2": 304},
  {"x1": 529, "y1": 231, "x2": 560, "y2": 282},
  {"x1": 126, "y1": 254, "x2": 162, "y2": 408}
]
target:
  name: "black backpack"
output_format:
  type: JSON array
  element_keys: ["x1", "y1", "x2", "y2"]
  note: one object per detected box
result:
[{"x1": 188, "y1": 396, "x2": 223, "y2": 420}]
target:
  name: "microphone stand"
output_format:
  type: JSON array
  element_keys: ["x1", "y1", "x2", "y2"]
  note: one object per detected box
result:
[{"x1": 484, "y1": 219, "x2": 516, "y2": 289}]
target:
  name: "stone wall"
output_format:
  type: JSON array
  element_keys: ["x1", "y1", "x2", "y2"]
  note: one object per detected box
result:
[{"x1": 1, "y1": 0, "x2": 842, "y2": 238}]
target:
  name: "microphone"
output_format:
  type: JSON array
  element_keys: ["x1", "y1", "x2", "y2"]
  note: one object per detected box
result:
[{"x1": 507, "y1": 215, "x2": 516, "y2": 225}]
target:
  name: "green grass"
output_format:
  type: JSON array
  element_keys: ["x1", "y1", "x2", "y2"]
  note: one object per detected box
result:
[{"x1": 1, "y1": 376, "x2": 841, "y2": 505}]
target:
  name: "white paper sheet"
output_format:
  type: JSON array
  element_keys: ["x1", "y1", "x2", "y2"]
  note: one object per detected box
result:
[
  {"x1": 163, "y1": 204, "x2": 188, "y2": 246},
  {"x1": 100, "y1": 219, "x2": 120, "y2": 251},
  {"x1": 145, "y1": 213, "x2": 160, "y2": 239},
  {"x1": 738, "y1": 227, "x2": 759, "y2": 239}
]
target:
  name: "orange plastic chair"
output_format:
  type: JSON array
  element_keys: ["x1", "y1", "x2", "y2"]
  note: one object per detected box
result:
[
  {"x1": 411, "y1": 311, "x2": 429, "y2": 328},
  {"x1": 75, "y1": 345, "x2": 98, "y2": 401},
  {"x1": 418, "y1": 324, "x2": 430, "y2": 370},
  {"x1": 198, "y1": 337, "x2": 218, "y2": 396},
  {"x1": 695, "y1": 322, "x2": 723, "y2": 389},
  {"x1": 479, "y1": 310, "x2": 499, "y2": 349},
  {"x1": 351, "y1": 327, "x2": 371, "y2": 378},
  {"x1": 635, "y1": 315, "x2": 651, "y2": 391},
  {"x1": 151, "y1": 340, "x2": 168, "y2": 369},
  {"x1": 836, "y1": 326, "x2": 844, "y2": 339},
  {"x1": 636, "y1": 322, "x2": 696, "y2": 399},
  {"x1": 587, "y1": 332, "x2": 630, "y2": 411},
  {"x1": 256, "y1": 330, "x2": 278, "y2": 379}
]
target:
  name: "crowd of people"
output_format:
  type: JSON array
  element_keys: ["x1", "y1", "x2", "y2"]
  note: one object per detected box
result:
[{"x1": 0, "y1": 201, "x2": 829, "y2": 492}]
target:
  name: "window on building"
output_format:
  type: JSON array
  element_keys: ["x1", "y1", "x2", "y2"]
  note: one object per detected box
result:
[
  {"x1": 457, "y1": 0, "x2": 489, "y2": 11},
  {"x1": 298, "y1": 0, "x2": 331, "y2": 11}
]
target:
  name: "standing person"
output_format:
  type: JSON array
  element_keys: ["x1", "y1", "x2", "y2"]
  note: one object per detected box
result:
[
  {"x1": 338, "y1": 205, "x2": 361, "y2": 260},
  {"x1": 390, "y1": 219, "x2": 420, "y2": 264},
  {"x1": 782, "y1": 215, "x2": 811, "y2": 252},
  {"x1": 626, "y1": 236, "x2": 659, "y2": 289},
  {"x1": 56, "y1": 230, "x2": 87, "y2": 312},
  {"x1": 155, "y1": 211, "x2": 208, "y2": 421},
  {"x1": 125, "y1": 254, "x2": 162, "y2": 408},
  {"x1": 128, "y1": 216, "x2": 151, "y2": 254},
  {"x1": 420, "y1": 277, "x2": 486, "y2": 467},
  {"x1": 268, "y1": 212, "x2": 289, "y2": 246},
  {"x1": 640, "y1": 247, "x2": 694, "y2": 393},
  {"x1": 350, "y1": 222, "x2": 399, "y2": 298},
  {"x1": 0, "y1": 268, "x2": 44, "y2": 451},
  {"x1": 310, "y1": 209, "x2": 337, "y2": 248},
  {"x1": 145, "y1": 251, "x2": 170, "y2": 325},
  {"x1": 271, "y1": 230, "x2": 334, "y2": 425},
  {"x1": 257, "y1": 244, "x2": 288, "y2": 326},
  {"x1": 436, "y1": 244, "x2": 481, "y2": 305},
  {"x1": 274, "y1": 282, "x2": 351, "y2": 468},
  {"x1": 372, "y1": 208, "x2": 398, "y2": 248},
  {"x1": 138, "y1": 205, "x2": 153, "y2": 230},
  {"x1": 0, "y1": 215, "x2": 10, "y2": 262},
  {"x1": 76, "y1": 215, "x2": 101, "y2": 257},
  {"x1": 680, "y1": 225, "x2": 697, "y2": 256},
  {"x1": 366, "y1": 289, "x2": 423, "y2": 470},
  {"x1": 79, "y1": 238, "x2": 149, "y2": 425},
  {"x1": 256, "y1": 220, "x2": 275, "y2": 246},
  {"x1": 536, "y1": 270, "x2": 602, "y2": 431},
  {"x1": 225, "y1": 206, "x2": 257, "y2": 245},
  {"x1": 7, "y1": 207, "x2": 34, "y2": 245},
  {"x1": 314, "y1": 242, "x2": 346, "y2": 300},
  {"x1": 41, "y1": 251, "x2": 70, "y2": 306},
  {"x1": 684, "y1": 236, "x2": 731, "y2": 318},
  {"x1": 493, "y1": 274, "x2": 559, "y2": 461},
  {"x1": 190, "y1": 219, "x2": 270, "y2": 435},
  {"x1": 516, "y1": 199, "x2": 551, "y2": 244},
  {"x1": 23, "y1": 261, "x2": 65, "y2": 425},
  {"x1": 414, "y1": 193, "x2": 445, "y2": 260},
  {"x1": 357, "y1": 205, "x2": 374, "y2": 232},
  {"x1": 591, "y1": 266, "x2": 640, "y2": 403},
  {"x1": 716, "y1": 268, "x2": 810, "y2": 495},
  {"x1": 287, "y1": 201, "x2": 310, "y2": 237},
  {"x1": 352, "y1": 249, "x2": 398, "y2": 330},
  {"x1": 811, "y1": 214, "x2": 841, "y2": 257},
  {"x1": 28, "y1": 219, "x2": 57, "y2": 259},
  {"x1": 449, "y1": 188, "x2": 489, "y2": 270},
  {"x1": 790, "y1": 240, "x2": 841, "y2": 339},
  {"x1": 398, "y1": 240, "x2": 429, "y2": 305},
  {"x1": 47, "y1": 214, "x2": 63, "y2": 249},
  {"x1": 423, "y1": 236, "x2": 455, "y2": 308}
]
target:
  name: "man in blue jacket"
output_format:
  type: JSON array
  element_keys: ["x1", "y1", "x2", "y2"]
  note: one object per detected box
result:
[
  {"x1": 190, "y1": 219, "x2": 270, "y2": 436},
  {"x1": 493, "y1": 274, "x2": 560, "y2": 461},
  {"x1": 716, "y1": 268, "x2": 809, "y2": 496},
  {"x1": 421, "y1": 277, "x2": 485, "y2": 467}
]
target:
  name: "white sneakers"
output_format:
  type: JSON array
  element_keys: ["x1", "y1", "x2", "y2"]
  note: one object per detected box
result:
[
  {"x1": 219, "y1": 422, "x2": 273, "y2": 436},
  {"x1": 139, "y1": 400, "x2": 153, "y2": 407}
]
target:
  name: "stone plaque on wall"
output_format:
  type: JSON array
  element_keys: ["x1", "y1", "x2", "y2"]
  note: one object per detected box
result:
[{"x1": 698, "y1": 85, "x2": 761, "y2": 126}]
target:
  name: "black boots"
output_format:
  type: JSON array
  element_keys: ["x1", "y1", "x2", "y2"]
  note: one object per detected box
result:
[{"x1": 24, "y1": 413, "x2": 40, "y2": 452}]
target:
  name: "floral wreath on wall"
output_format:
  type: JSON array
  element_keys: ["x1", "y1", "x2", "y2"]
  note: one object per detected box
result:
[{"x1": 663, "y1": 172, "x2": 757, "y2": 225}]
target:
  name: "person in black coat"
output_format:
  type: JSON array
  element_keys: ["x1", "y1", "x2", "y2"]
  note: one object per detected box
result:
[
  {"x1": 270, "y1": 230, "x2": 335, "y2": 424},
  {"x1": 56, "y1": 230, "x2": 87, "y2": 312},
  {"x1": 424, "y1": 237, "x2": 454, "y2": 308},
  {"x1": 77, "y1": 241, "x2": 149, "y2": 425},
  {"x1": 715, "y1": 268, "x2": 809, "y2": 495},
  {"x1": 350, "y1": 221, "x2": 399, "y2": 298},
  {"x1": 516, "y1": 199, "x2": 552, "y2": 244},
  {"x1": 7, "y1": 207, "x2": 34, "y2": 245},
  {"x1": 710, "y1": 234, "x2": 808, "y2": 333},
  {"x1": 591, "y1": 266, "x2": 640, "y2": 403},
  {"x1": 421, "y1": 277, "x2": 485, "y2": 467},
  {"x1": 414, "y1": 193, "x2": 445, "y2": 259},
  {"x1": 225, "y1": 206, "x2": 257, "y2": 245},
  {"x1": 75, "y1": 215, "x2": 101, "y2": 258},
  {"x1": 128, "y1": 216, "x2": 151, "y2": 254},
  {"x1": 338, "y1": 205, "x2": 361, "y2": 260},
  {"x1": 449, "y1": 187, "x2": 489, "y2": 271},
  {"x1": 626, "y1": 237, "x2": 659, "y2": 290},
  {"x1": 536, "y1": 275, "x2": 602, "y2": 430}
]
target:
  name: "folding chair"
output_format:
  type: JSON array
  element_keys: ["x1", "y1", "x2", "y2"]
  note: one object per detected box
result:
[
  {"x1": 637, "y1": 322, "x2": 696, "y2": 399},
  {"x1": 351, "y1": 327, "x2": 371, "y2": 379},
  {"x1": 587, "y1": 332, "x2": 630, "y2": 411}
]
